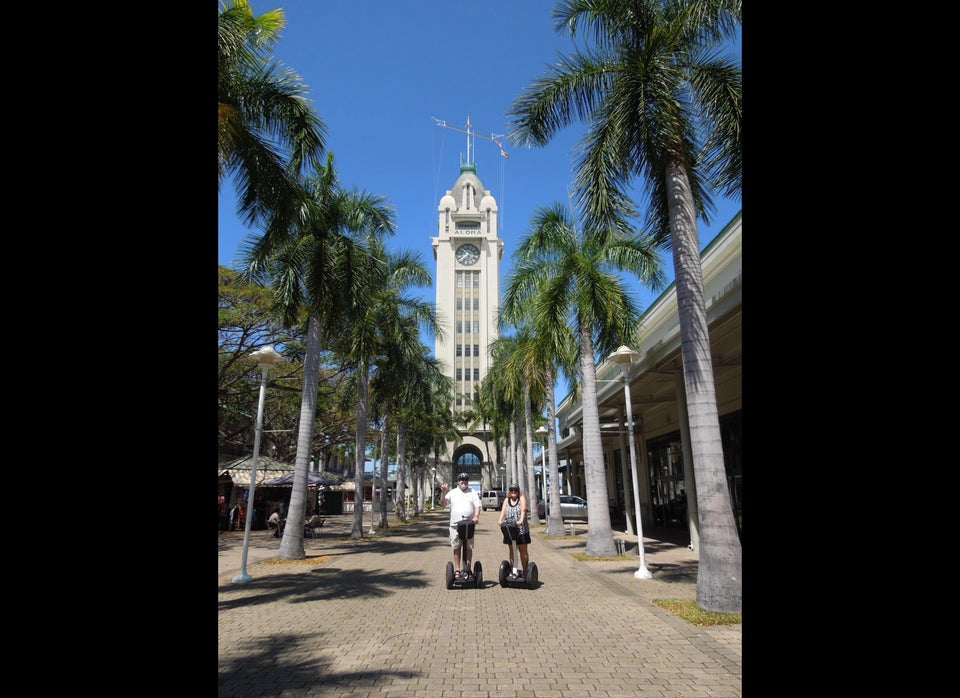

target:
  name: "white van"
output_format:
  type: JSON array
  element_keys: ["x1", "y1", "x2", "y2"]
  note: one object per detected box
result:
[{"x1": 481, "y1": 490, "x2": 506, "y2": 511}]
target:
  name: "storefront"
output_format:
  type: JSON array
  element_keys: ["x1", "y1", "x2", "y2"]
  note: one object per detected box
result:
[{"x1": 218, "y1": 455, "x2": 295, "y2": 530}]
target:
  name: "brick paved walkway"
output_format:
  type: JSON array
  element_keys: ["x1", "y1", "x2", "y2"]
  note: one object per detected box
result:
[{"x1": 218, "y1": 509, "x2": 741, "y2": 697}]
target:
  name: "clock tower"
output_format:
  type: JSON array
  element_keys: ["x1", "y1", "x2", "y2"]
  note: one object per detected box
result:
[{"x1": 431, "y1": 150, "x2": 503, "y2": 488}]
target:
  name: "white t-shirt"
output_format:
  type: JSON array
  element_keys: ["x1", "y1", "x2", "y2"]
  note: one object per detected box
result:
[{"x1": 445, "y1": 485, "x2": 481, "y2": 526}]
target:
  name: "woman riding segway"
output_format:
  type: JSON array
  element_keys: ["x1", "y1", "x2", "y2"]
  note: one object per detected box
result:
[{"x1": 497, "y1": 483, "x2": 538, "y2": 588}]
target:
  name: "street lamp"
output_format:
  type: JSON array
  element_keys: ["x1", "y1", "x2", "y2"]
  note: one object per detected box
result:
[
  {"x1": 609, "y1": 345, "x2": 652, "y2": 579},
  {"x1": 536, "y1": 425, "x2": 548, "y2": 515},
  {"x1": 233, "y1": 346, "x2": 285, "y2": 584},
  {"x1": 499, "y1": 466, "x2": 505, "y2": 491}
]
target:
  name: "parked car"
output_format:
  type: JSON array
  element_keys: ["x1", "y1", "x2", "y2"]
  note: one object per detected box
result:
[
  {"x1": 537, "y1": 495, "x2": 589, "y2": 520},
  {"x1": 481, "y1": 490, "x2": 506, "y2": 511}
]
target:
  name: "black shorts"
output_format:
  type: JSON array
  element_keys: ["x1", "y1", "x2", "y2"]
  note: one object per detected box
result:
[{"x1": 502, "y1": 528, "x2": 531, "y2": 545}]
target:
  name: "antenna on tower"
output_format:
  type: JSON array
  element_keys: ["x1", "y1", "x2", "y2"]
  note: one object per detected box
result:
[{"x1": 432, "y1": 116, "x2": 509, "y2": 162}]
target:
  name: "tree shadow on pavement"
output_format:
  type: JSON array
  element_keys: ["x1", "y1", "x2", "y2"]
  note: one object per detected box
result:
[{"x1": 219, "y1": 632, "x2": 423, "y2": 696}]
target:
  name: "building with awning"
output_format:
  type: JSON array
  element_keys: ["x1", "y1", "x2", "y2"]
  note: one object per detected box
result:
[
  {"x1": 217, "y1": 454, "x2": 403, "y2": 522},
  {"x1": 218, "y1": 456, "x2": 359, "y2": 520},
  {"x1": 218, "y1": 456, "x2": 298, "y2": 528},
  {"x1": 218, "y1": 455, "x2": 295, "y2": 487}
]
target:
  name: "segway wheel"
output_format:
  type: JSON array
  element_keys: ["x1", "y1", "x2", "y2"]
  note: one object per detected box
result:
[
  {"x1": 526, "y1": 562, "x2": 538, "y2": 589},
  {"x1": 474, "y1": 561, "x2": 483, "y2": 588},
  {"x1": 498, "y1": 560, "x2": 510, "y2": 586},
  {"x1": 445, "y1": 561, "x2": 455, "y2": 589}
]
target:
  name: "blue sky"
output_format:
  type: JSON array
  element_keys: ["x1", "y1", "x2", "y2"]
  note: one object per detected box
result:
[{"x1": 219, "y1": 0, "x2": 742, "y2": 400}]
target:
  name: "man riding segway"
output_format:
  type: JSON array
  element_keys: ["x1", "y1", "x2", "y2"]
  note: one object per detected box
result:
[{"x1": 439, "y1": 473, "x2": 483, "y2": 588}]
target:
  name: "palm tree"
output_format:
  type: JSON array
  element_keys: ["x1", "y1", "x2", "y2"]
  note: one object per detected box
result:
[
  {"x1": 497, "y1": 312, "x2": 580, "y2": 537},
  {"x1": 481, "y1": 369, "x2": 512, "y2": 481},
  {"x1": 506, "y1": 0, "x2": 742, "y2": 612},
  {"x1": 501, "y1": 202, "x2": 663, "y2": 557},
  {"x1": 457, "y1": 384, "x2": 495, "y2": 474},
  {"x1": 390, "y1": 349, "x2": 450, "y2": 522},
  {"x1": 240, "y1": 152, "x2": 396, "y2": 558},
  {"x1": 218, "y1": 0, "x2": 327, "y2": 237},
  {"x1": 422, "y1": 387, "x2": 463, "y2": 508},
  {"x1": 369, "y1": 299, "x2": 439, "y2": 528},
  {"x1": 486, "y1": 338, "x2": 521, "y2": 487},
  {"x1": 493, "y1": 325, "x2": 548, "y2": 526},
  {"x1": 348, "y1": 243, "x2": 438, "y2": 534}
]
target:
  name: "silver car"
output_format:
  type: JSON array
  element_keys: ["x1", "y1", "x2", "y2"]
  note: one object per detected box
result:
[{"x1": 538, "y1": 494, "x2": 588, "y2": 520}]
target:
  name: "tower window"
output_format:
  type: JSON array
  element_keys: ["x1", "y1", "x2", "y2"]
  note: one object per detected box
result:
[
  {"x1": 473, "y1": 344, "x2": 479, "y2": 357},
  {"x1": 456, "y1": 344, "x2": 462, "y2": 357}
]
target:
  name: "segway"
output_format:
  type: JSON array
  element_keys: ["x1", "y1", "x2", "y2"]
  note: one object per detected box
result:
[
  {"x1": 445, "y1": 517, "x2": 483, "y2": 589},
  {"x1": 498, "y1": 522, "x2": 538, "y2": 589}
]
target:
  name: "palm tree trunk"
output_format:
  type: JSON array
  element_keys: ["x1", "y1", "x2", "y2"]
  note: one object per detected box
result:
[
  {"x1": 351, "y1": 366, "x2": 370, "y2": 538},
  {"x1": 278, "y1": 312, "x2": 322, "y2": 559},
  {"x1": 523, "y1": 384, "x2": 540, "y2": 526},
  {"x1": 544, "y1": 368, "x2": 565, "y2": 536},
  {"x1": 578, "y1": 318, "x2": 617, "y2": 557},
  {"x1": 378, "y1": 406, "x2": 391, "y2": 529},
  {"x1": 618, "y1": 412, "x2": 635, "y2": 536},
  {"x1": 395, "y1": 423, "x2": 408, "y2": 522},
  {"x1": 507, "y1": 421, "x2": 517, "y2": 488},
  {"x1": 666, "y1": 159, "x2": 742, "y2": 613}
]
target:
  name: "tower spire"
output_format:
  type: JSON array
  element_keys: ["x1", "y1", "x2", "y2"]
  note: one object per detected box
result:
[{"x1": 465, "y1": 115, "x2": 473, "y2": 165}]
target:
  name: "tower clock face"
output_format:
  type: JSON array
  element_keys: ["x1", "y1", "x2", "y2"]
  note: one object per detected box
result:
[{"x1": 456, "y1": 243, "x2": 480, "y2": 266}]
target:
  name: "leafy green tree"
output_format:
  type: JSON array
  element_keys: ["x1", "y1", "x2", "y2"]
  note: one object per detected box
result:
[
  {"x1": 507, "y1": 0, "x2": 742, "y2": 612},
  {"x1": 501, "y1": 202, "x2": 663, "y2": 556},
  {"x1": 218, "y1": 264, "x2": 305, "y2": 457},
  {"x1": 218, "y1": 0, "x2": 326, "y2": 237}
]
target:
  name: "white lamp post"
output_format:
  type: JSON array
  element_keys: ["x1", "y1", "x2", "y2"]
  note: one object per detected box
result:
[
  {"x1": 232, "y1": 346, "x2": 284, "y2": 584},
  {"x1": 609, "y1": 346, "x2": 652, "y2": 579},
  {"x1": 499, "y1": 466, "x2": 505, "y2": 491}
]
